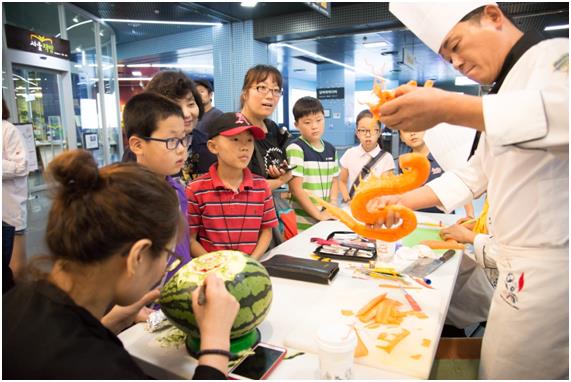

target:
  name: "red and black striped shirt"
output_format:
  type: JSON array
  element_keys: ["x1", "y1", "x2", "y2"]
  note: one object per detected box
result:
[{"x1": 186, "y1": 164, "x2": 278, "y2": 254}]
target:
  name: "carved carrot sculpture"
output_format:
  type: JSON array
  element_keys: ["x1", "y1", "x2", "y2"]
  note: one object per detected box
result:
[{"x1": 306, "y1": 152, "x2": 430, "y2": 241}]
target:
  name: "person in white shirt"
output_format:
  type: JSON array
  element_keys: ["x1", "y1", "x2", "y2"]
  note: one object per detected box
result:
[
  {"x1": 339, "y1": 110, "x2": 394, "y2": 203},
  {"x1": 2, "y1": 99, "x2": 28, "y2": 290},
  {"x1": 369, "y1": 2, "x2": 568, "y2": 379}
]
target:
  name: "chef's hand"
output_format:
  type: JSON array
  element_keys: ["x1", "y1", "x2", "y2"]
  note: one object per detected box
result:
[
  {"x1": 192, "y1": 274, "x2": 239, "y2": 344},
  {"x1": 192, "y1": 274, "x2": 239, "y2": 374},
  {"x1": 455, "y1": 216, "x2": 476, "y2": 230},
  {"x1": 379, "y1": 85, "x2": 449, "y2": 132},
  {"x1": 101, "y1": 289, "x2": 161, "y2": 334},
  {"x1": 367, "y1": 195, "x2": 404, "y2": 228},
  {"x1": 440, "y1": 224, "x2": 477, "y2": 244}
]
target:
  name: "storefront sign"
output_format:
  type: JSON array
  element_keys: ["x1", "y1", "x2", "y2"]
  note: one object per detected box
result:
[
  {"x1": 317, "y1": 87, "x2": 344, "y2": 100},
  {"x1": 305, "y1": 2, "x2": 331, "y2": 18},
  {"x1": 5, "y1": 25, "x2": 70, "y2": 59}
]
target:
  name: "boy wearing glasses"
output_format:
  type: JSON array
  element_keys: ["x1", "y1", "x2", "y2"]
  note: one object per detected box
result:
[
  {"x1": 186, "y1": 112, "x2": 278, "y2": 259},
  {"x1": 124, "y1": 92, "x2": 192, "y2": 280},
  {"x1": 339, "y1": 110, "x2": 395, "y2": 203},
  {"x1": 286, "y1": 96, "x2": 340, "y2": 232}
]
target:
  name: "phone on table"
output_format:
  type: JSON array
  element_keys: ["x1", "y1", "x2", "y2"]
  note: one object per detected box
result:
[{"x1": 228, "y1": 343, "x2": 287, "y2": 380}]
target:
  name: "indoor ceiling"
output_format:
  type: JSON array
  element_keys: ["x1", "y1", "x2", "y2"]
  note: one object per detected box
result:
[{"x1": 71, "y1": 2, "x2": 568, "y2": 85}]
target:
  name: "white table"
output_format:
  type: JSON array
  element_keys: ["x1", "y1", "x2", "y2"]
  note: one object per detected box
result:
[{"x1": 119, "y1": 212, "x2": 462, "y2": 379}]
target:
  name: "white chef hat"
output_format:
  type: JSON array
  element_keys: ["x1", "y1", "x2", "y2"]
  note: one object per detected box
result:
[{"x1": 389, "y1": 2, "x2": 497, "y2": 53}]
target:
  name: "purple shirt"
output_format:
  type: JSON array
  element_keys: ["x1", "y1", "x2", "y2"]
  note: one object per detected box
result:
[{"x1": 165, "y1": 176, "x2": 191, "y2": 281}]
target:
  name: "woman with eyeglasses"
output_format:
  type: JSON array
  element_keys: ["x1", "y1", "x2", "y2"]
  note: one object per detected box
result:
[
  {"x1": 339, "y1": 109, "x2": 395, "y2": 203},
  {"x1": 3, "y1": 149, "x2": 239, "y2": 379},
  {"x1": 239, "y1": 65, "x2": 293, "y2": 191}
]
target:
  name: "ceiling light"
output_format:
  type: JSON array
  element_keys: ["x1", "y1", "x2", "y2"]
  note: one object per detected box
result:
[
  {"x1": 544, "y1": 24, "x2": 569, "y2": 31},
  {"x1": 101, "y1": 18, "x2": 222, "y2": 26},
  {"x1": 241, "y1": 1, "x2": 258, "y2": 7},
  {"x1": 56, "y1": 20, "x2": 93, "y2": 38},
  {"x1": 454, "y1": 76, "x2": 478, "y2": 86},
  {"x1": 132, "y1": 71, "x2": 143, "y2": 76},
  {"x1": 363, "y1": 41, "x2": 390, "y2": 49},
  {"x1": 126, "y1": 64, "x2": 152, "y2": 68},
  {"x1": 73, "y1": 16, "x2": 80, "y2": 23},
  {"x1": 272, "y1": 43, "x2": 387, "y2": 81}
]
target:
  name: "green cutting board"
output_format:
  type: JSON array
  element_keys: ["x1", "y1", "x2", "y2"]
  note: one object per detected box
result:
[{"x1": 401, "y1": 227, "x2": 448, "y2": 253}]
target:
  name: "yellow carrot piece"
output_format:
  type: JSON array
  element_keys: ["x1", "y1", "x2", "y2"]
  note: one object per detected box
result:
[
  {"x1": 375, "y1": 299, "x2": 394, "y2": 324},
  {"x1": 422, "y1": 338, "x2": 431, "y2": 347},
  {"x1": 357, "y1": 293, "x2": 387, "y2": 316},
  {"x1": 410, "y1": 354, "x2": 422, "y2": 360},
  {"x1": 377, "y1": 329, "x2": 410, "y2": 353},
  {"x1": 354, "y1": 329, "x2": 369, "y2": 358},
  {"x1": 358, "y1": 306, "x2": 378, "y2": 323},
  {"x1": 378, "y1": 284, "x2": 421, "y2": 289},
  {"x1": 365, "y1": 322, "x2": 381, "y2": 329},
  {"x1": 341, "y1": 309, "x2": 354, "y2": 316}
]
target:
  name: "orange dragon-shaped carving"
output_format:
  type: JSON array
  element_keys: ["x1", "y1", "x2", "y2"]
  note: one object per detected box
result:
[{"x1": 306, "y1": 80, "x2": 434, "y2": 242}]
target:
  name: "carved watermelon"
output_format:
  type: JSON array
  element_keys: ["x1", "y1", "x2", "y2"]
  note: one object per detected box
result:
[{"x1": 159, "y1": 250, "x2": 272, "y2": 339}]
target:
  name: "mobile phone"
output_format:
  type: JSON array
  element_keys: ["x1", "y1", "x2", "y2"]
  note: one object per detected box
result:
[
  {"x1": 228, "y1": 343, "x2": 287, "y2": 380},
  {"x1": 280, "y1": 163, "x2": 297, "y2": 172}
]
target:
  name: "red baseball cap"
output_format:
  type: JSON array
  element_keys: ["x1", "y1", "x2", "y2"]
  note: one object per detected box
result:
[{"x1": 208, "y1": 112, "x2": 266, "y2": 140}]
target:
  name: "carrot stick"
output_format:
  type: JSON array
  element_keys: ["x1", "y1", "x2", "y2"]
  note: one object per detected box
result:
[
  {"x1": 420, "y1": 240, "x2": 464, "y2": 250},
  {"x1": 356, "y1": 293, "x2": 387, "y2": 316},
  {"x1": 375, "y1": 299, "x2": 394, "y2": 324}
]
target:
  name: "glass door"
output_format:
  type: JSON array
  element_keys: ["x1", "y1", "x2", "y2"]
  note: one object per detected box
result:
[{"x1": 12, "y1": 65, "x2": 66, "y2": 191}]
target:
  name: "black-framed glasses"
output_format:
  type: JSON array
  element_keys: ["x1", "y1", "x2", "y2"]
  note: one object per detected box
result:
[
  {"x1": 356, "y1": 128, "x2": 380, "y2": 136},
  {"x1": 143, "y1": 134, "x2": 192, "y2": 150},
  {"x1": 164, "y1": 247, "x2": 183, "y2": 272},
  {"x1": 253, "y1": 84, "x2": 283, "y2": 97}
]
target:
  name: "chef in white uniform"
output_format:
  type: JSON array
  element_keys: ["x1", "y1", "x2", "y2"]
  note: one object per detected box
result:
[{"x1": 369, "y1": 2, "x2": 569, "y2": 379}]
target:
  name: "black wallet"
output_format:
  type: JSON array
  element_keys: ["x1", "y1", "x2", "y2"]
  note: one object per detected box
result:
[{"x1": 261, "y1": 254, "x2": 339, "y2": 285}]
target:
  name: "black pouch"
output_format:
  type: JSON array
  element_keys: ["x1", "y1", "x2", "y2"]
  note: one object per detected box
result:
[
  {"x1": 261, "y1": 254, "x2": 339, "y2": 285},
  {"x1": 314, "y1": 231, "x2": 377, "y2": 263}
]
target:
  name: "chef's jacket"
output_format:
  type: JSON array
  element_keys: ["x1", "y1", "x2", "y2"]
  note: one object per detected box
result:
[{"x1": 428, "y1": 37, "x2": 569, "y2": 249}]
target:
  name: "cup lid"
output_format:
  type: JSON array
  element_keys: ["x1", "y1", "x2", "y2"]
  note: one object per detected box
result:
[{"x1": 316, "y1": 324, "x2": 357, "y2": 352}]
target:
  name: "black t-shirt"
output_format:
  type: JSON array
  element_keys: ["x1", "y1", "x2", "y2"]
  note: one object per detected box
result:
[
  {"x1": 248, "y1": 119, "x2": 290, "y2": 179},
  {"x1": 3, "y1": 280, "x2": 226, "y2": 380}
]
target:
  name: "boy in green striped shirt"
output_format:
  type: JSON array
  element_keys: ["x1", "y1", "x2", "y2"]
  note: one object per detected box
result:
[{"x1": 286, "y1": 96, "x2": 340, "y2": 232}]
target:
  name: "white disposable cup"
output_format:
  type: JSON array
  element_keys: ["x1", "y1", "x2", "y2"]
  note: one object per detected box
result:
[
  {"x1": 376, "y1": 240, "x2": 396, "y2": 264},
  {"x1": 315, "y1": 324, "x2": 357, "y2": 380}
]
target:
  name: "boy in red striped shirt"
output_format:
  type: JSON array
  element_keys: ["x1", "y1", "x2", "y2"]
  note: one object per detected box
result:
[{"x1": 186, "y1": 112, "x2": 278, "y2": 259}]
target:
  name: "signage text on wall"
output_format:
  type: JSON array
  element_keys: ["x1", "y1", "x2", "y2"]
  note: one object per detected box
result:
[
  {"x1": 5, "y1": 25, "x2": 70, "y2": 59},
  {"x1": 317, "y1": 87, "x2": 344, "y2": 100}
]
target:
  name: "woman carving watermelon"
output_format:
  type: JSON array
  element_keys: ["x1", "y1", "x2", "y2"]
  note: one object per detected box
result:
[{"x1": 3, "y1": 150, "x2": 239, "y2": 379}]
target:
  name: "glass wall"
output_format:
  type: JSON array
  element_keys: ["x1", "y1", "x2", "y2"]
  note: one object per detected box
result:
[
  {"x1": 3, "y1": 2, "x2": 122, "y2": 190},
  {"x1": 100, "y1": 23, "x2": 121, "y2": 163}
]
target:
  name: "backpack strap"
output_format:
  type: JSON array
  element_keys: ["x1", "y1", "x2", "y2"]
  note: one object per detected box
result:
[{"x1": 349, "y1": 150, "x2": 387, "y2": 198}]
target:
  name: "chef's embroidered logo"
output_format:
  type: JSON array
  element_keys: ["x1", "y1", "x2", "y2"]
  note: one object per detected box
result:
[{"x1": 500, "y1": 271, "x2": 525, "y2": 309}]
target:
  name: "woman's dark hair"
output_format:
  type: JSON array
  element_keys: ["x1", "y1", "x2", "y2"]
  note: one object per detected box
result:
[
  {"x1": 240, "y1": 64, "x2": 283, "y2": 109},
  {"x1": 45, "y1": 149, "x2": 182, "y2": 264},
  {"x1": 355, "y1": 109, "x2": 383, "y2": 149},
  {"x1": 2, "y1": 98, "x2": 10, "y2": 120},
  {"x1": 145, "y1": 71, "x2": 204, "y2": 119}
]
